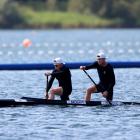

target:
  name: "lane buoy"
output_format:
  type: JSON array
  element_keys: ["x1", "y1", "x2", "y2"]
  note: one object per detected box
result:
[{"x1": 22, "y1": 38, "x2": 32, "y2": 48}]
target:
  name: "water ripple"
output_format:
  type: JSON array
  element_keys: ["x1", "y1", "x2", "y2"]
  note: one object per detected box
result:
[{"x1": 0, "y1": 30, "x2": 140, "y2": 140}]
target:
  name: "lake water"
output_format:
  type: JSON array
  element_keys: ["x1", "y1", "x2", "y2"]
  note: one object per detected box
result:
[{"x1": 0, "y1": 29, "x2": 140, "y2": 140}]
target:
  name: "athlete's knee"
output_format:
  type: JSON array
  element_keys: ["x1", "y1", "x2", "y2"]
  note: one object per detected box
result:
[
  {"x1": 50, "y1": 88, "x2": 56, "y2": 94},
  {"x1": 87, "y1": 88, "x2": 92, "y2": 93},
  {"x1": 87, "y1": 86, "x2": 95, "y2": 93},
  {"x1": 102, "y1": 91, "x2": 108, "y2": 98}
]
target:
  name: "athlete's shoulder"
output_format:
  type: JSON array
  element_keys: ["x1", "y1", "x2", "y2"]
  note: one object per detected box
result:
[
  {"x1": 91, "y1": 61, "x2": 98, "y2": 66},
  {"x1": 60, "y1": 65, "x2": 70, "y2": 72},
  {"x1": 64, "y1": 65, "x2": 70, "y2": 70},
  {"x1": 107, "y1": 63, "x2": 114, "y2": 69}
]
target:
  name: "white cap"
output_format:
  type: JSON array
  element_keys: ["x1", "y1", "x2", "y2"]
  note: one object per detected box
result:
[
  {"x1": 53, "y1": 57, "x2": 65, "y2": 65},
  {"x1": 96, "y1": 52, "x2": 107, "y2": 59}
]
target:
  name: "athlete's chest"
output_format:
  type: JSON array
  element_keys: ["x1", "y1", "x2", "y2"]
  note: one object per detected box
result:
[{"x1": 98, "y1": 67, "x2": 109, "y2": 76}]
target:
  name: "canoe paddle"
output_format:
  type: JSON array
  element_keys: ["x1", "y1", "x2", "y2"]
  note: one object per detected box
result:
[
  {"x1": 45, "y1": 75, "x2": 49, "y2": 99},
  {"x1": 83, "y1": 69, "x2": 112, "y2": 105},
  {"x1": 83, "y1": 69, "x2": 97, "y2": 86}
]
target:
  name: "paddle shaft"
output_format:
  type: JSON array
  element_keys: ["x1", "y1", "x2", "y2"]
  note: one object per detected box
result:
[
  {"x1": 83, "y1": 69, "x2": 112, "y2": 105},
  {"x1": 46, "y1": 75, "x2": 49, "y2": 99},
  {"x1": 83, "y1": 70, "x2": 97, "y2": 86}
]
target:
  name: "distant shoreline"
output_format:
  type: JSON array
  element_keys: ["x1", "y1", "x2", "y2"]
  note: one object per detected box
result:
[
  {"x1": 1, "y1": 10, "x2": 139, "y2": 29},
  {"x1": 1, "y1": 1, "x2": 140, "y2": 29},
  {"x1": 0, "y1": 27, "x2": 140, "y2": 30}
]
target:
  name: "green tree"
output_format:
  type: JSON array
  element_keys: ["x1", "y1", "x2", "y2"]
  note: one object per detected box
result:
[
  {"x1": 130, "y1": 0, "x2": 140, "y2": 25},
  {"x1": 111, "y1": 0, "x2": 136, "y2": 27},
  {"x1": 56, "y1": 0, "x2": 69, "y2": 11},
  {"x1": 68, "y1": 0, "x2": 91, "y2": 14},
  {"x1": 0, "y1": 0, "x2": 25, "y2": 28},
  {"x1": 46, "y1": 0, "x2": 57, "y2": 11}
]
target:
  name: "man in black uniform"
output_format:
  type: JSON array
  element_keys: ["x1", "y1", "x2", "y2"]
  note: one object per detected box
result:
[
  {"x1": 45, "y1": 58, "x2": 72, "y2": 101},
  {"x1": 80, "y1": 52, "x2": 115, "y2": 101}
]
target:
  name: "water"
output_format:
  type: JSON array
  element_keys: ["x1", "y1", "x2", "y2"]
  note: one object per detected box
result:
[
  {"x1": 0, "y1": 29, "x2": 140, "y2": 140},
  {"x1": 0, "y1": 29, "x2": 140, "y2": 63}
]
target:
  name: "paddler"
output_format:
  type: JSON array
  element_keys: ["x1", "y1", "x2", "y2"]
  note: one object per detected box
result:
[
  {"x1": 45, "y1": 58, "x2": 72, "y2": 101},
  {"x1": 80, "y1": 52, "x2": 115, "y2": 101}
]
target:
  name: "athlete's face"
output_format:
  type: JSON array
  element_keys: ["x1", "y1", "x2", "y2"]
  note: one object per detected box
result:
[
  {"x1": 97, "y1": 58, "x2": 106, "y2": 66},
  {"x1": 54, "y1": 63, "x2": 63, "y2": 70}
]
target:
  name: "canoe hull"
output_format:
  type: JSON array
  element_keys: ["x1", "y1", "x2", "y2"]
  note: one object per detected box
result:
[{"x1": 0, "y1": 97, "x2": 139, "y2": 107}]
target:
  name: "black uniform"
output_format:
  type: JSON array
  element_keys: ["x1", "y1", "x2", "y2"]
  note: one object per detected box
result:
[
  {"x1": 85, "y1": 61, "x2": 115, "y2": 100},
  {"x1": 47, "y1": 65, "x2": 72, "y2": 101}
]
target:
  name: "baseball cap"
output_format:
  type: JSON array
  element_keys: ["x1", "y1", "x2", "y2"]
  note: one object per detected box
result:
[
  {"x1": 53, "y1": 57, "x2": 65, "y2": 65},
  {"x1": 96, "y1": 52, "x2": 107, "y2": 59}
]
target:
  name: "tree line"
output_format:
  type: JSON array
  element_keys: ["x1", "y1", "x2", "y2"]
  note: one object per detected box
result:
[{"x1": 0, "y1": 0, "x2": 140, "y2": 28}]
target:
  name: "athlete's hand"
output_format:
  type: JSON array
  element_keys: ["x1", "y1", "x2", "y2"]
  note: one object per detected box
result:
[
  {"x1": 45, "y1": 72, "x2": 52, "y2": 76},
  {"x1": 102, "y1": 91, "x2": 108, "y2": 98},
  {"x1": 80, "y1": 66, "x2": 86, "y2": 70}
]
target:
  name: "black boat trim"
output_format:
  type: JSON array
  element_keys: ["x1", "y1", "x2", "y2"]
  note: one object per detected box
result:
[{"x1": 0, "y1": 97, "x2": 139, "y2": 107}]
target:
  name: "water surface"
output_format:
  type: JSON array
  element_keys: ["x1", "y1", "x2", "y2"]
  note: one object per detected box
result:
[{"x1": 0, "y1": 29, "x2": 140, "y2": 140}]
